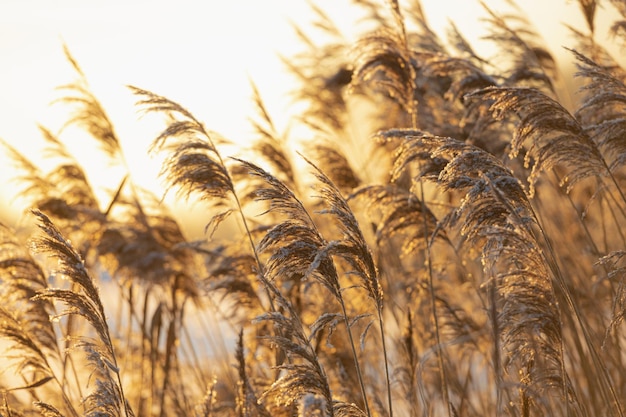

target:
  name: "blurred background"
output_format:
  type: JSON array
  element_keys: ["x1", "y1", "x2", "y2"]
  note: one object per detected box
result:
[{"x1": 0, "y1": 0, "x2": 618, "y2": 232}]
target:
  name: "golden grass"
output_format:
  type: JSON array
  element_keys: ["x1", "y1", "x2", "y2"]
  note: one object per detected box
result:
[{"x1": 2, "y1": 1, "x2": 626, "y2": 416}]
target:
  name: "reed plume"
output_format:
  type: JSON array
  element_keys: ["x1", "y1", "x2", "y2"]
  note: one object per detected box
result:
[{"x1": 3, "y1": 1, "x2": 626, "y2": 416}]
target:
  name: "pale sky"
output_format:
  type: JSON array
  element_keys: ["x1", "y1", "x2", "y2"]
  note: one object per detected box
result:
[{"x1": 0, "y1": 0, "x2": 612, "y2": 229}]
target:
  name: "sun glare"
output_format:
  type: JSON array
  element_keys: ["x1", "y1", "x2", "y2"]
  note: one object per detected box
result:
[{"x1": 0, "y1": 0, "x2": 312, "y2": 227}]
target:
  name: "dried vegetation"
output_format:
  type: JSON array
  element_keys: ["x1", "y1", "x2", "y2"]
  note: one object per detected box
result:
[{"x1": 2, "y1": 1, "x2": 626, "y2": 416}]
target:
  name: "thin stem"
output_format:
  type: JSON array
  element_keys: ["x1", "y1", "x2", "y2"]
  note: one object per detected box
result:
[
  {"x1": 62, "y1": 286, "x2": 84, "y2": 403},
  {"x1": 527, "y1": 201, "x2": 623, "y2": 417},
  {"x1": 338, "y1": 297, "x2": 372, "y2": 417},
  {"x1": 197, "y1": 135, "x2": 276, "y2": 313},
  {"x1": 377, "y1": 314, "x2": 394, "y2": 417},
  {"x1": 420, "y1": 181, "x2": 451, "y2": 417},
  {"x1": 606, "y1": 169, "x2": 626, "y2": 220},
  {"x1": 487, "y1": 263, "x2": 503, "y2": 414},
  {"x1": 231, "y1": 190, "x2": 276, "y2": 313},
  {"x1": 485, "y1": 173, "x2": 573, "y2": 416}
]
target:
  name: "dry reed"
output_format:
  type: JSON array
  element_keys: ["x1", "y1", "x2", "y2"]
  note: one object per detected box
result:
[{"x1": 2, "y1": 1, "x2": 626, "y2": 416}]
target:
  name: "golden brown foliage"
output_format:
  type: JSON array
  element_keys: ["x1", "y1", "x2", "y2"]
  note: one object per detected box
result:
[{"x1": 3, "y1": 1, "x2": 626, "y2": 417}]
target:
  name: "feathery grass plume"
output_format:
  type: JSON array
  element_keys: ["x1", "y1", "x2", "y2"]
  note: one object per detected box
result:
[
  {"x1": 96, "y1": 189, "x2": 205, "y2": 415},
  {"x1": 351, "y1": 26, "x2": 417, "y2": 125},
  {"x1": 130, "y1": 86, "x2": 261, "y2": 249},
  {"x1": 350, "y1": 0, "x2": 421, "y2": 128},
  {"x1": 480, "y1": 2, "x2": 558, "y2": 93},
  {"x1": 36, "y1": 127, "x2": 108, "y2": 256},
  {"x1": 38, "y1": 126, "x2": 100, "y2": 207},
  {"x1": 306, "y1": 157, "x2": 383, "y2": 312},
  {"x1": 259, "y1": 305, "x2": 334, "y2": 415},
  {"x1": 287, "y1": 2, "x2": 396, "y2": 183},
  {"x1": 392, "y1": 132, "x2": 571, "y2": 415},
  {"x1": 131, "y1": 85, "x2": 276, "y2": 304},
  {"x1": 34, "y1": 402, "x2": 65, "y2": 417},
  {"x1": 283, "y1": 3, "x2": 351, "y2": 133},
  {"x1": 0, "y1": 223, "x2": 58, "y2": 359},
  {"x1": 302, "y1": 109, "x2": 390, "y2": 191},
  {"x1": 306, "y1": 158, "x2": 396, "y2": 415},
  {"x1": 446, "y1": 21, "x2": 488, "y2": 65},
  {"x1": 596, "y1": 251, "x2": 626, "y2": 346},
  {"x1": 577, "y1": 0, "x2": 598, "y2": 34},
  {"x1": 1, "y1": 127, "x2": 103, "y2": 235},
  {"x1": 382, "y1": 129, "x2": 471, "y2": 415},
  {"x1": 565, "y1": 22, "x2": 624, "y2": 71},
  {"x1": 412, "y1": 53, "x2": 499, "y2": 145},
  {"x1": 351, "y1": 0, "x2": 387, "y2": 24},
  {"x1": 0, "y1": 137, "x2": 49, "y2": 202},
  {"x1": 30, "y1": 210, "x2": 110, "y2": 351},
  {"x1": 239, "y1": 158, "x2": 372, "y2": 414},
  {"x1": 466, "y1": 86, "x2": 607, "y2": 196},
  {"x1": 352, "y1": 1, "x2": 493, "y2": 137},
  {"x1": 0, "y1": 221, "x2": 86, "y2": 416},
  {"x1": 50, "y1": 45, "x2": 129, "y2": 235},
  {"x1": 0, "y1": 308, "x2": 54, "y2": 387},
  {"x1": 347, "y1": 180, "x2": 447, "y2": 360},
  {"x1": 1, "y1": 123, "x2": 109, "y2": 366},
  {"x1": 254, "y1": 278, "x2": 336, "y2": 417},
  {"x1": 572, "y1": 49, "x2": 626, "y2": 175},
  {"x1": 350, "y1": 183, "x2": 445, "y2": 256},
  {"x1": 0, "y1": 223, "x2": 78, "y2": 414},
  {"x1": 245, "y1": 159, "x2": 340, "y2": 299},
  {"x1": 233, "y1": 330, "x2": 271, "y2": 417},
  {"x1": 131, "y1": 86, "x2": 292, "y2": 413},
  {"x1": 29, "y1": 210, "x2": 133, "y2": 417},
  {"x1": 97, "y1": 189, "x2": 196, "y2": 292},
  {"x1": 133, "y1": 86, "x2": 234, "y2": 205},
  {"x1": 228, "y1": 166, "x2": 341, "y2": 415},
  {"x1": 465, "y1": 79, "x2": 625, "y2": 413},
  {"x1": 55, "y1": 45, "x2": 122, "y2": 160},
  {"x1": 420, "y1": 53, "x2": 496, "y2": 107},
  {"x1": 201, "y1": 245, "x2": 263, "y2": 317},
  {"x1": 248, "y1": 81, "x2": 296, "y2": 189},
  {"x1": 402, "y1": 0, "x2": 446, "y2": 54},
  {"x1": 307, "y1": 141, "x2": 361, "y2": 193}
]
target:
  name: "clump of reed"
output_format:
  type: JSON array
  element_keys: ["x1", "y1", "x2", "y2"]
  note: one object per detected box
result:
[{"x1": 2, "y1": 1, "x2": 626, "y2": 416}]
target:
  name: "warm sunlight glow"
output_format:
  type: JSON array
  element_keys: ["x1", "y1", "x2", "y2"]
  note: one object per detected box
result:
[
  {"x1": 1, "y1": 1, "x2": 313, "y2": 226},
  {"x1": 0, "y1": 0, "x2": 618, "y2": 227},
  {"x1": 3, "y1": 1, "x2": 626, "y2": 415}
]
